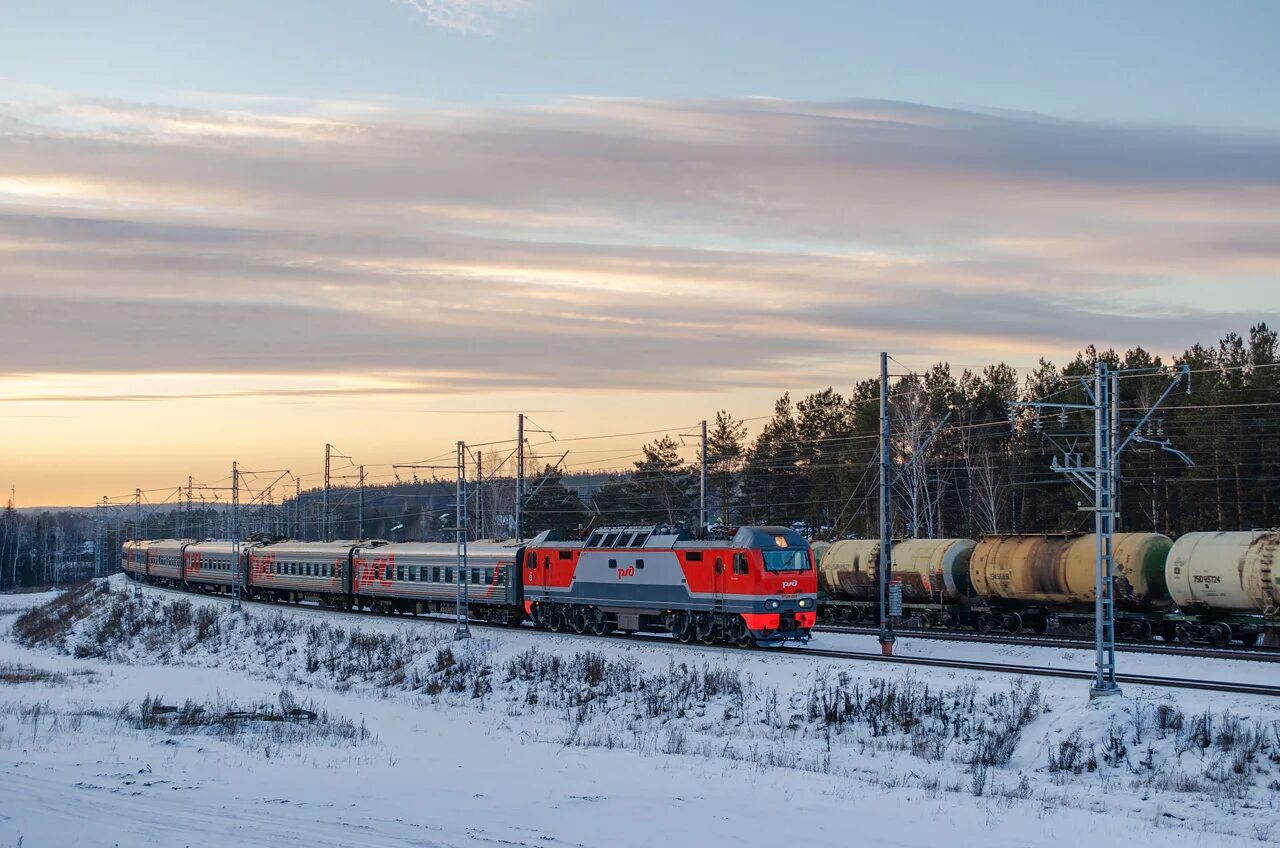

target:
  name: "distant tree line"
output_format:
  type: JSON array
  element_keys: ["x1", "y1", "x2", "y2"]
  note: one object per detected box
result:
[
  {"x1": 3, "y1": 324, "x2": 1277, "y2": 590},
  {"x1": 522, "y1": 323, "x2": 1280, "y2": 539}
]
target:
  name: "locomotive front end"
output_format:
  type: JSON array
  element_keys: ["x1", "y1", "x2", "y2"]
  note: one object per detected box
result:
[{"x1": 734, "y1": 526, "x2": 818, "y2": 645}]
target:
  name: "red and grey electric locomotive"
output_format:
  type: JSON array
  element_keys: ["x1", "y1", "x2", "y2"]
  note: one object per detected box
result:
[{"x1": 523, "y1": 525, "x2": 816, "y2": 645}]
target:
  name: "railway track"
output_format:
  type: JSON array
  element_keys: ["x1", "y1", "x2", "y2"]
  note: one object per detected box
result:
[
  {"x1": 122, "y1": 578, "x2": 1280, "y2": 698},
  {"x1": 815, "y1": 624, "x2": 1280, "y2": 663},
  {"x1": 783, "y1": 644, "x2": 1280, "y2": 697}
]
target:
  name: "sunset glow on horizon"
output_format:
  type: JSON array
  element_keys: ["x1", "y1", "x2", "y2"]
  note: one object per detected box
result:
[{"x1": 2, "y1": 1, "x2": 1278, "y2": 506}]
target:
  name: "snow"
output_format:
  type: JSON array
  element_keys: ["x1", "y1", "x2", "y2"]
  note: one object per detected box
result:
[{"x1": 0, "y1": 577, "x2": 1277, "y2": 847}]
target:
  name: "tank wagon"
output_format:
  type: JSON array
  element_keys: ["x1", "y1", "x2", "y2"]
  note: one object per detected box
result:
[
  {"x1": 815, "y1": 538, "x2": 976, "y2": 627},
  {"x1": 1164, "y1": 531, "x2": 1280, "y2": 645},
  {"x1": 816, "y1": 531, "x2": 1278, "y2": 645},
  {"x1": 120, "y1": 524, "x2": 817, "y2": 647},
  {"x1": 967, "y1": 533, "x2": 1173, "y2": 638}
]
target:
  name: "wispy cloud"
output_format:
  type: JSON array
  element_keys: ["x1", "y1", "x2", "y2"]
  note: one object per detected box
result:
[
  {"x1": 0, "y1": 92, "x2": 1276, "y2": 402},
  {"x1": 394, "y1": 0, "x2": 526, "y2": 34}
]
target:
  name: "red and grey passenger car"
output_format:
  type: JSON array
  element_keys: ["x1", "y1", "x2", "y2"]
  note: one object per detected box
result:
[{"x1": 352, "y1": 542, "x2": 521, "y2": 622}]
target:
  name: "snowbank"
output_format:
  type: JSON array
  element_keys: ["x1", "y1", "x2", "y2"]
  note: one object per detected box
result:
[{"x1": 1, "y1": 577, "x2": 1276, "y2": 847}]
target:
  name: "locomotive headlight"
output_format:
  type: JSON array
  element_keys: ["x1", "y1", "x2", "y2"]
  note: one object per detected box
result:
[
  {"x1": 797, "y1": 598, "x2": 813, "y2": 608},
  {"x1": 764, "y1": 599, "x2": 781, "y2": 611}
]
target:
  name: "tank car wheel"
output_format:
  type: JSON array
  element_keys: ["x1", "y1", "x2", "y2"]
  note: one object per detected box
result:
[
  {"x1": 1174, "y1": 624, "x2": 1193, "y2": 645},
  {"x1": 1003, "y1": 613, "x2": 1023, "y2": 634},
  {"x1": 1239, "y1": 632, "x2": 1260, "y2": 648},
  {"x1": 1209, "y1": 623, "x2": 1232, "y2": 647},
  {"x1": 1129, "y1": 620, "x2": 1153, "y2": 642},
  {"x1": 976, "y1": 616, "x2": 996, "y2": 634},
  {"x1": 1031, "y1": 617, "x2": 1049, "y2": 636}
]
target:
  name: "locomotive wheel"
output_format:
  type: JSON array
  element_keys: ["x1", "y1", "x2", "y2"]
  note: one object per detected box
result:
[
  {"x1": 546, "y1": 607, "x2": 564, "y2": 632},
  {"x1": 671, "y1": 611, "x2": 694, "y2": 643},
  {"x1": 585, "y1": 608, "x2": 607, "y2": 636},
  {"x1": 569, "y1": 607, "x2": 588, "y2": 634},
  {"x1": 696, "y1": 613, "x2": 717, "y2": 645},
  {"x1": 724, "y1": 617, "x2": 752, "y2": 647}
]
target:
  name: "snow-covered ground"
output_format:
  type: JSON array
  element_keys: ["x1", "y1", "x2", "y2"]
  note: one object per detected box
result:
[{"x1": 1, "y1": 577, "x2": 1277, "y2": 847}]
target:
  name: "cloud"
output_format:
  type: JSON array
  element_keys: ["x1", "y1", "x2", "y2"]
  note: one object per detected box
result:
[
  {"x1": 394, "y1": 0, "x2": 525, "y2": 34},
  {"x1": 0, "y1": 92, "x2": 1277, "y2": 402}
]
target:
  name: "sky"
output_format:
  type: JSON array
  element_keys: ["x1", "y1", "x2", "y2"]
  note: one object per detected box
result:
[{"x1": 1, "y1": 0, "x2": 1278, "y2": 506}]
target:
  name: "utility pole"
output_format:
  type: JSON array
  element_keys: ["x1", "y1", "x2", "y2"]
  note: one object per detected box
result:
[
  {"x1": 134, "y1": 488, "x2": 142, "y2": 541},
  {"x1": 323, "y1": 443, "x2": 332, "y2": 542},
  {"x1": 231, "y1": 462, "x2": 242, "y2": 612},
  {"x1": 186, "y1": 476, "x2": 194, "y2": 539},
  {"x1": 516, "y1": 414, "x2": 525, "y2": 542},
  {"x1": 454, "y1": 441, "x2": 471, "y2": 640},
  {"x1": 476, "y1": 451, "x2": 485, "y2": 540},
  {"x1": 1110, "y1": 371, "x2": 1121, "y2": 531},
  {"x1": 878, "y1": 352, "x2": 895, "y2": 656},
  {"x1": 699, "y1": 419, "x2": 708, "y2": 538},
  {"x1": 358, "y1": 465, "x2": 366, "y2": 539},
  {"x1": 1091, "y1": 365, "x2": 1116, "y2": 698},
  {"x1": 93, "y1": 501, "x2": 103, "y2": 578},
  {"x1": 294, "y1": 477, "x2": 301, "y2": 540},
  {"x1": 1011, "y1": 362, "x2": 1191, "y2": 698}
]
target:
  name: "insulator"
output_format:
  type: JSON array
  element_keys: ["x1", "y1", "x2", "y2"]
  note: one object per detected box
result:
[{"x1": 1058, "y1": 411, "x2": 1067, "y2": 427}]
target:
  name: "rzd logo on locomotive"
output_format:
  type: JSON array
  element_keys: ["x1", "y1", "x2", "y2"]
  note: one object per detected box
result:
[{"x1": 617, "y1": 565, "x2": 636, "y2": 580}]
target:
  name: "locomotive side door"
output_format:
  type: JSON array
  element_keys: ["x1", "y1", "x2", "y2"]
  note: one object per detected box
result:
[{"x1": 713, "y1": 553, "x2": 729, "y2": 609}]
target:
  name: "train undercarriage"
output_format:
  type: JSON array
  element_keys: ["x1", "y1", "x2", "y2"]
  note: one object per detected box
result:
[
  {"x1": 817, "y1": 599, "x2": 1279, "y2": 647},
  {"x1": 124, "y1": 572, "x2": 811, "y2": 646}
]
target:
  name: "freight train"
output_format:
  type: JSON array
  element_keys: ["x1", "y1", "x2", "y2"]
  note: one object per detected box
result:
[
  {"x1": 121, "y1": 525, "x2": 818, "y2": 646},
  {"x1": 813, "y1": 531, "x2": 1280, "y2": 646}
]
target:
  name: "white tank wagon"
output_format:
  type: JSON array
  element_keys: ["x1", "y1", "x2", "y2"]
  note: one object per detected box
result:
[{"x1": 1165, "y1": 531, "x2": 1280, "y2": 645}]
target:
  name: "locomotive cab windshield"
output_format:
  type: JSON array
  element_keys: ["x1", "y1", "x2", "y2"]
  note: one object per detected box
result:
[{"x1": 762, "y1": 549, "x2": 811, "y2": 572}]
